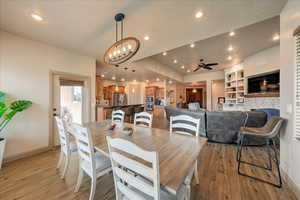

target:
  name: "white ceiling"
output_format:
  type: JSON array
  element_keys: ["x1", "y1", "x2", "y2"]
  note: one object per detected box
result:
[
  {"x1": 151, "y1": 16, "x2": 280, "y2": 74},
  {"x1": 0, "y1": 0, "x2": 286, "y2": 62}
]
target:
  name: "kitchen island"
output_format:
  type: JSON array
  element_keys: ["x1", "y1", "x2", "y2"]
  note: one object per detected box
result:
[{"x1": 96, "y1": 104, "x2": 144, "y2": 121}]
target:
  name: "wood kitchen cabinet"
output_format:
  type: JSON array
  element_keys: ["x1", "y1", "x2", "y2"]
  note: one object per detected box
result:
[
  {"x1": 145, "y1": 86, "x2": 158, "y2": 97},
  {"x1": 103, "y1": 85, "x2": 125, "y2": 105},
  {"x1": 156, "y1": 88, "x2": 165, "y2": 99}
]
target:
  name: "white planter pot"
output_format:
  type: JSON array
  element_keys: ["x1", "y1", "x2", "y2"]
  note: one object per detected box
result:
[{"x1": 0, "y1": 138, "x2": 6, "y2": 169}]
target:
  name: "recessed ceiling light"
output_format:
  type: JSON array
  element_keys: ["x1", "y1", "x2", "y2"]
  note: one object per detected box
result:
[
  {"x1": 173, "y1": 59, "x2": 178, "y2": 63},
  {"x1": 195, "y1": 11, "x2": 204, "y2": 19},
  {"x1": 121, "y1": 78, "x2": 125, "y2": 82},
  {"x1": 273, "y1": 34, "x2": 280, "y2": 41},
  {"x1": 181, "y1": 65, "x2": 185, "y2": 69},
  {"x1": 31, "y1": 13, "x2": 43, "y2": 21},
  {"x1": 228, "y1": 46, "x2": 234, "y2": 51},
  {"x1": 162, "y1": 52, "x2": 167, "y2": 56},
  {"x1": 187, "y1": 69, "x2": 191, "y2": 73},
  {"x1": 168, "y1": 80, "x2": 173, "y2": 84},
  {"x1": 190, "y1": 43, "x2": 195, "y2": 48},
  {"x1": 112, "y1": 76, "x2": 116, "y2": 80},
  {"x1": 156, "y1": 78, "x2": 160, "y2": 81},
  {"x1": 229, "y1": 31, "x2": 235, "y2": 37},
  {"x1": 101, "y1": 74, "x2": 105, "y2": 78},
  {"x1": 227, "y1": 56, "x2": 233, "y2": 61},
  {"x1": 144, "y1": 35, "x2": 150, "y2": 40}
]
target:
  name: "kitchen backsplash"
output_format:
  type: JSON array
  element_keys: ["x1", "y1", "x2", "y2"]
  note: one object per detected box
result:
[{"x1": 243, "y1": 97, "x2": 280, "y2": 110}]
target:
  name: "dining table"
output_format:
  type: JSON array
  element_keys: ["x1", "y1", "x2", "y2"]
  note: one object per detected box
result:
[{"x1": 83, "y1": 120, "x2": 207, "y2": 195}]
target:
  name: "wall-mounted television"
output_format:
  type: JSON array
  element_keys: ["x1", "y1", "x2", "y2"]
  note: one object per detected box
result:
[{"x1": 247, "y1": 70, "x2": 280, "y2": 94}]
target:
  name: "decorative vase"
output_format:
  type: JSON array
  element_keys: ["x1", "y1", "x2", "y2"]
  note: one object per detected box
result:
[{"x1": 0, "y1": 138, "x2": 6, "y2": 169}]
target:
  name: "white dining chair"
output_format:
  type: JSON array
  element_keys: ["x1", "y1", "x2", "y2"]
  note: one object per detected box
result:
[
  {"x1": 61, "y1": 106, "x2": 74, "y2": 134},
  {"x1": 55, "y1": 116, "x2": 78, "y2": 179},
  {"x1": 134, "y1": 111, "x2": 153, "y2": 128},
  {"x1": 107, "y1": 136, "x2": 187, "y2": 200},
  {"x1": 170, "y1": 115, "x2": 201, "y2": 200},
  {"x1": 72, "y1": 123, "x2": 112, "y2": 200},
  {"x1": 112, "y1": 109, "x2": 125, "y2": 123}
]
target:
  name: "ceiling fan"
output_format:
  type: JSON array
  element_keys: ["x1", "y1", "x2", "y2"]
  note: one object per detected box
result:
[{"x1": 193, "y1": 59, "x2": 218, "y2": 72}]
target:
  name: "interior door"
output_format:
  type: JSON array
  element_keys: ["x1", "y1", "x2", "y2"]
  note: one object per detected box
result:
[
  {"x1": 52, "y1": 75, "x2": 86, "y2": 146},
  {"x1": 52, "y1": 75, "x2": 61, "y2": 146},
  {"x1": 186, "y1": 88, "x2": 203, "y2": 107}
]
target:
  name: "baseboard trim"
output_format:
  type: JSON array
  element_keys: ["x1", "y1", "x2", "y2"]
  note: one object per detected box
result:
[
  {"x1": 281, "y1": 168, "x2": 300, "y2": 199},
  {"x1": 3, "y1": 146, "x2": 52, "y2": 163}
]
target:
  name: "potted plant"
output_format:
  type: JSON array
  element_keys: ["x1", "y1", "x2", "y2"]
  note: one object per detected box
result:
[{"x1": 0, "y1": 91, "x2": 32, "y2": 168}]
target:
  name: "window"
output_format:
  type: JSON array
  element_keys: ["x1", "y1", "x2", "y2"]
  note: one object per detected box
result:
[
  {"x1": 72, "y1": 86, "x2": 82, "y2": 103},
  {"x1": 294, "y1": 30, "x2": 300, "y2": 138}
]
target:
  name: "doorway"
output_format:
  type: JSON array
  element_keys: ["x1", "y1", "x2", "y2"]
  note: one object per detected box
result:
[
  {"x1": 50, "y1": 73, "x2": 91, "y2": 147},
  {"x1": 186, "y1": 88, "x2": 204, "y2": 108}
]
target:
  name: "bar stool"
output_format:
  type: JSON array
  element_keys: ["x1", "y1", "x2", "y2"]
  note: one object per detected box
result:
[{"x1": 236, "y1": 116, "x2": 284, "y2": 188}]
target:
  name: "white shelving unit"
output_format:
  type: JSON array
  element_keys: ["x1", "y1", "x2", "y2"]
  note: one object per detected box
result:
[{"x1": 224, "y1": 65, "x2": 245, "y2": 105}]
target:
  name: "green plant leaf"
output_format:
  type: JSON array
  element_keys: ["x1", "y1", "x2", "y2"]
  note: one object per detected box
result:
[
  {"x1": 0, "y1": 100, "x2": 32, "y2": 132},
  {"x1": 0, "y1": 102, "x2": 9, "y2": 117}
]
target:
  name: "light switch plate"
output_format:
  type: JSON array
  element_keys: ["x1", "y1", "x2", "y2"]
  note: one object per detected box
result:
[{"x1": 287, "y1": 104, "x2": 293, "y2": 114}]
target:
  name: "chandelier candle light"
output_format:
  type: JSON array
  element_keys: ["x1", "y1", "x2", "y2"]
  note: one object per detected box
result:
[{"x1": 104, "y1": 13, "x2": 140, "y2": 66}]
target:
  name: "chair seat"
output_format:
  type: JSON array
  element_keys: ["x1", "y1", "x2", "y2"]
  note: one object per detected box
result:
[
  {"x1": 240, "y1": 127, "x2": 270, "y2": 135},
  {"x1": 81, "y1": 151, "x2": 111, "y2": 177},
  {"x1": 240, "y1": 116, "x2": 282, "y2": 136}
]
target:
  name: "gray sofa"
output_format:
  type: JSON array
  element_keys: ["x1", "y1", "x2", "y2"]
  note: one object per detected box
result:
[
  {"x1": 206, "y1": 111, "x2": 266, "y2": 144},
  {"x1": 165, "y1": 106, "x2": 267, "y2": 144}
]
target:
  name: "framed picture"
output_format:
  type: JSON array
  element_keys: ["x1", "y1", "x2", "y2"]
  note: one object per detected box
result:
[{"x1": 218, "y1": 97, "x2": 225, "y2": 104}]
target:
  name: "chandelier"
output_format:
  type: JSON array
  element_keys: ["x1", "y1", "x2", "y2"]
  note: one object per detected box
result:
[{"x1": 103, "y1": 13, "x2": 140, "y2": 66}]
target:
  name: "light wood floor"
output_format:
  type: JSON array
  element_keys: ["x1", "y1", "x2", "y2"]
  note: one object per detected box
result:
[{"x1": 0, "y1": 121, "x2": 298, "y2": 200}]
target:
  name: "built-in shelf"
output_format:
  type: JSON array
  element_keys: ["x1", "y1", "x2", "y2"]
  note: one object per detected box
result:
[
  {"x1": 244, "y1": 93, "x2": 280, "y2": 98},
  {"x1": 224, "y1": 66, "x2": 244, "y2": 104}
]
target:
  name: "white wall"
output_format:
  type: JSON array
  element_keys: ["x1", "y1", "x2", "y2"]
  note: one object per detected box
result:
[
  {"x1": 0, "y1": 31, "x2": 96, "y2": 159},
  {"x1": 244, "y1": 45, "x2": 280, "y2": 77},
  {"x1": 125, "y1": 81, "x2": 146, "y2": 105},
  {"x1": 280, "y1": 0, "x2": 300, "y2": 190}
]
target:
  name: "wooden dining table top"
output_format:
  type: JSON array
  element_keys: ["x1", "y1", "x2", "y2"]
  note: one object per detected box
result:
[{"x1": 83, "y1": 120, "x2": 207, "y2": 194}]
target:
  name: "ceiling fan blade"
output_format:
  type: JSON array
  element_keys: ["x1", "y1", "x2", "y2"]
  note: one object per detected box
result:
[
  {"x1": 203, "y1": 66, "x2": 213, "y2": 70},
  {"x1": 205, "y1": 63, "x2": 219, "y2": 67},
  {"x1": 193, "y1": 67, "x2": 201, "y2": 72}
]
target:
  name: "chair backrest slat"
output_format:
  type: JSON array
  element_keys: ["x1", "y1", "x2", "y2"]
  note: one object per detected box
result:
[
  {"x1": 114, "y1": 167, "x2": 155, "y2": 197},
  {"x1": 111, "y1": 152, "x2": 153, "y2": 180},
  {"x1": 107, "y1": 137, "x2": 160, "y2": 200},
  {"x1": 134, "y1": 112, "x2": 153, "y2": 128},
  {"x1": 171, "y1": 123, "x2": 197, "y2": 132},
  {"x1": 72, "y1": 123, "x2": 95, "y2": 170},
  {"x1": 170, "y1": 114, "x2": 200, "y2": 136},
  {"x1": 55, "y1": 116, "x2": 70, "y2": 152},
  {"x1": 112, "y1": 110, "x2": 125, "y2": 123},
  {"x1": 116, "y1": 181, "x2": 147, "y2": 200}
]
